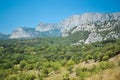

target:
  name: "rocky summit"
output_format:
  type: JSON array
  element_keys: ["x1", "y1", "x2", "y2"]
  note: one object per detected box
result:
[{"x1": 1, "y1": 12, "x2": 120, "y2": 44}]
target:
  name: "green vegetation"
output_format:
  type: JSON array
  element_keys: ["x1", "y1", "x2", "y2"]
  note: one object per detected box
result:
[
  {"x1": 0, "y1": 37, "x2": 120, "y2": 80},
  {"x1": 75, "y1": 61, "x2": 115, "y2": 80}
]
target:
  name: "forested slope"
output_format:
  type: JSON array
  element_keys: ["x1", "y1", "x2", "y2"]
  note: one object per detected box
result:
[{"x1": 0, "y1": 38, "x2": 120, "y2": 80}]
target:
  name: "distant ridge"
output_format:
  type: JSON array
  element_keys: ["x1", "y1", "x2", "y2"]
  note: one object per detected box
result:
[{"x1": 1, "y1": 12, "x2": 120, "y2": 44}]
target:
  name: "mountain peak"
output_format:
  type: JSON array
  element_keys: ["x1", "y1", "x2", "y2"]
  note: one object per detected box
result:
[
  {"x1": 9, "y1": 27, "x2": 31, "y2": 38},
  {"x1": 35, "y1": 22, "x2": 57, "y2": 32}
]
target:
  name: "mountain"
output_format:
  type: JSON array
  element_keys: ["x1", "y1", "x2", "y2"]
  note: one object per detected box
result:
[
  {"x1": 2, "y1": 12, "x2": 120, "y2": 44},
  {"x1": 35, "y1": 22, "x2": 61, "y2": 37},
  {"x1": 58, "y1": 12, "x2": 120, "y2": 44},
  {"x1": 9, "y1": 23, "x2": 61, "y2": 38},
  {"x1": 35, "y1": 22, "x2": 56, "y2": 32},
  {"x1": 9, "y1": 27, "x2": 39, "y2": 38},
  {"x1": 0, "y1": 33, "x2": 9, "y2": 39},
  {"x1": 58, "y1": 12, "x2": 120, "y2": 36}
]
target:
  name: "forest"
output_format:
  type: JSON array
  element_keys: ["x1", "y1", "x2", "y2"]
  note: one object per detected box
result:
[{"x1": 0, "y1": 37, "x2": 120, "y2": 80}]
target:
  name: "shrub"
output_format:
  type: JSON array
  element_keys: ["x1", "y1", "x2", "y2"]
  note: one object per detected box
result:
[
  {"x1": 102, "y1": 55, "x2": 109, "y2": 61},
  {"x1": 35, "y1": 62, "x2": 41, "y2": 70},
  {"x1": 0, "y1": 70, "x2": 9, "y2": 80},
  {"x1": 38, "y1": 73, "x2": 44, "y2": 80},
  {"x1": 7, "y1": 74, "x2": 18, "y2": 80},
  {"x1": 63, "y1": 73, "x2": 70, "y2": 80},
  {"x1": 12, "y1": 66, "x2": 20, "y2": 72},
  {"x1": 85, "y1": 54, "x2": 93, "y2": 61},
  {"x1": 24, "y1": 64, "x2": 34, "y2": 70},
  {"x1": 67, "y1": 65, "x2": 74, "y2": 73},
  {"x1": 1, "y1": 62, "x2": 14, "y2": 69},
  {"x1": 20, "y1": 60, "x2": 27, "y2": 69},
  {"x1": 99, "y1": 61, "x2": 114, "y2": 70},
  {"x1": 60, "y1": 60, "x2": 67, "y2": 66},
  {"x1": 42, "y1": 68, "x2": 51, "y2": 77},
  {"x1": 52, "y1": 62, "x2": 61, "y2": 72},
  {"x1": 67, "y1": 60, "x2": 75, "y2": 72},
  {"x1": 19, "y1": 73, "x2": 27, "y2": 80},
  {"x1": 75, "y1": 67, "x2": 87, "y2": 80},
  {"x1": 26, "y1": 74, "x2": 36, "y2": 80}
]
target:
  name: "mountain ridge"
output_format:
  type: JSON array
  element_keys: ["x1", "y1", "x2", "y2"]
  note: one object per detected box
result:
[{"x1": 1, "y1": 12, "x2": 120, "y2": 44}]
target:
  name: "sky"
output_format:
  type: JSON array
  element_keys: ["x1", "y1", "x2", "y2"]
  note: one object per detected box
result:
[{"x1": 0, "y1": 0, "x2": 120, "y2": 34}]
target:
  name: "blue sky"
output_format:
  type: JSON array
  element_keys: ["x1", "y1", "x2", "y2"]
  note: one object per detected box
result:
[{"x1": 0, "y1": 0, "x2": 120, "y2": 33}]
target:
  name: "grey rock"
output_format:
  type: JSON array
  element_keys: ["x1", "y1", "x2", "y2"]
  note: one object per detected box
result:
[{"x1": 85, "y1": 32, "x2": 103, "y2": 44}]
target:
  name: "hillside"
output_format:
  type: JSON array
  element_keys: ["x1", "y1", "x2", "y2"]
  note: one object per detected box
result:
[{"x1": 0, "y1": 38, "x2": 120, "y2": 80}]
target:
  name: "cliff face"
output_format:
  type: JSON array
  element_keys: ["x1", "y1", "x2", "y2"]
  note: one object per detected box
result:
[
  {"x1": 58, "y1": 12, "x2": 120, "y2": 44},
  {"x1": 58, "y1": 13, "x2": 120, "y2": 36}
]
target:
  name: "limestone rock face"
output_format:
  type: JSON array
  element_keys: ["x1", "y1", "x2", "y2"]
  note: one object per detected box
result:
[
  {"x1": 35, "y1": 22, "x2": 57, "y2": 32},
  {"x1": 85, "y1": 32, "x2": 103, "y2": 44},
  {"x1": 9, "y1": 27, "x2": 31, "y2": 38},
  {"x1": 58, "y1": 12, "x2": 120, "y2": 36}
]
